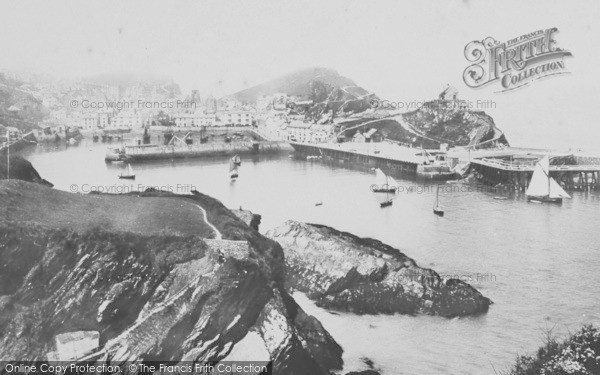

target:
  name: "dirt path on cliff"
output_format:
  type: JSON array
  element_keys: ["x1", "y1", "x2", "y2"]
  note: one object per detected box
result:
[{"x1": 193, "y1": 204, "x2": 223, "y2": 240}]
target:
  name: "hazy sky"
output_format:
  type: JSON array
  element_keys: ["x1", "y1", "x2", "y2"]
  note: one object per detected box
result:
[{"x1": 1, "y1": 0, "x2": 599, "y2": 150}]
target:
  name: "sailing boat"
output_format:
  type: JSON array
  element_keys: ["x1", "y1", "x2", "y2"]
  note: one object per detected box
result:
[
  {"x1": 229, "y1": 157, "x2": 239, "y2": 179},
  {"x1": 433, "y1": 184, "x2": 444, "y2": 216},
  {"x1": 375, "y1": 169, "x2": 396, "y2": 207},
  {"x1": 119, "y1": 164, "x2": 135, "y2": 180},
  {"x1": 373, "y1": 168, "x2": 397, "y2": 193},
  {"x1": 526, "y1": 155, "x2": 571, "y2": 203}
]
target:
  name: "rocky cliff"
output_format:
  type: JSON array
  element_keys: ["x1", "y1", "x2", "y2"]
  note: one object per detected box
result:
[
  {"x1": 0, "y1": 181, "x2": 343, "y2": 374},
  {"x1": 266, "y1": 221, "x2": 492, "y2": 317}
]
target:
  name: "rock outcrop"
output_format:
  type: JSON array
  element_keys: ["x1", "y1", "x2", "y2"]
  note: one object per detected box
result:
[
  {"x1": 266, "y1": 221, "x2": 492, "y2": 317},
  {"x1": 0, "y1": 155, "x2": 52, "y2": 186},
  {"x1": 0, "y1": 181, "x2": 342, "y2": 374},
  {"x1": 231, "y1": 208, "x2": 262, "y2": 231}
]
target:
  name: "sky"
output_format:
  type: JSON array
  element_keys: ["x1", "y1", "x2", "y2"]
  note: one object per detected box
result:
[{"x1": 1, "y1": 0, "x2": 599, "y2": 150}]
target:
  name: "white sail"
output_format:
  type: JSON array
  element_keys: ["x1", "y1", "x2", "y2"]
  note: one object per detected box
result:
[
  {"x1": 388, "y1": 175, "x2": 400, "y2": 188},
  {"x1": 539, "y1": 155, "x2": 550, "y2": 175},
  {"x1": 128, "y1": 164, "x2": 134, "y2": 175},
  {"x1": 375, "y1": 168, "x2": 388, "y2": 186},
  {"x1": 526, "y1": 158, "x2": 550, "y2": 197},
  {"x1": 549, "y1": 178, "x2": 571, "y2": 199}
]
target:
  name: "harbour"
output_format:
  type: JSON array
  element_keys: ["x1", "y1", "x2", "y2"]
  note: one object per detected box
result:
[
  {"x1": 21, "y1": 141, "x2": 600, "y2": 374},
  {"x1": 3, "y1": 2, "x2": 600, "y2": 371}
]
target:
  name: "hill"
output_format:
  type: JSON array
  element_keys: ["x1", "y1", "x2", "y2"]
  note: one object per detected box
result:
[
  {"x1": 232, "y1": 67, "x2": 358, "y2": 104},
  {"x1": 338, "y1": 99, "x2": 509, "y2": 148},
  {"x1": 231, "y1": 67, "x2": 378, "y2": 124}
]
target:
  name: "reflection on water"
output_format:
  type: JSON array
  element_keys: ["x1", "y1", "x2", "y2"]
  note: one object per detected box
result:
[{"x1": 24, "y1": 140, "x2": 600, "y2": 375}]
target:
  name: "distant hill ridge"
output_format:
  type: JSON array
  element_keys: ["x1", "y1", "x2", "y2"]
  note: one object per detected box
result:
[{"x1": 231, "y1": 67, "x2": 359, "y2": 103}]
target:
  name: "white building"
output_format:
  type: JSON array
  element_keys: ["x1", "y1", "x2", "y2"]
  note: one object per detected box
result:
[
  {"x1": 283, "y1": 121, "x2": 313, "y2": 143},
  {"x1": 112, "y1": 111, "x2": 144, "y2": 129},
  {"x1": 310, "y1": 124, "x2": 334, "y2": 143},
  {"x1": 217, "y1": 110, "x2": 253, "y2": 126},
  {"x1": 173, "y1": 112, "x2": 217, "y2": 127},
  {"x1": 285, "y1": 121, "x2": 333, "y2": 143},
  {"x1": 70, "y1": 112, "x2": 98, "y2": 130}
]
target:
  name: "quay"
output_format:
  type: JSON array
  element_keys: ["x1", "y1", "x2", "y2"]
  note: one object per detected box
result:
[
  {"x1": 106, "y1": 140, "x2": 287, "y2": 162},
  {"x1": 290, "y1": 141, "x2": 455, "y2": 180}
]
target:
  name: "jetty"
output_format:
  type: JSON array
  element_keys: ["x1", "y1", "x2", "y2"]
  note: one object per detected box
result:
[
  {"x1": 451, "y1": 147, "x2": 600, "y2": 190},
  {"x1": 290, "y1": 141, "x2": 455, "y2": 180}
]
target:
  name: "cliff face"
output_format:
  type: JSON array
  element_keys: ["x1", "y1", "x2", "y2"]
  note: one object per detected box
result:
[
  {"x1": 0, "y1": 181, "x2": 342, "y2": 374},
  {"x1": 266, "y1": 221, "x2": 492, "y2": 317}
]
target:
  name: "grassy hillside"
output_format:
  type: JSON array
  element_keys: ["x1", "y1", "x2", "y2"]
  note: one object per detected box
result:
[{"x1": 0, "y1": 180, "x2": 215, "y2": 238}]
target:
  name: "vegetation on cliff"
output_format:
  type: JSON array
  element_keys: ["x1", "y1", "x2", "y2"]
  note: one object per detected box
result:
[{"x1": 504, "y1": 325, "x2": 600, "y2": 375}]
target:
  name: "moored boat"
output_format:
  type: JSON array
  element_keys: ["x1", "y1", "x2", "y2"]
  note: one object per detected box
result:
[
  {"x1": 229, "y1": 156, "x2": 239, "y2": 179},
  {"x1": 119, "y1": 164, "x2": 135, "y2": 180},
  {"x1": 372, "y1": 168, "x2": 397, "y2": 193},
  {"x1": 433, "y1": 184, "x2": 444, "y2": 216}
]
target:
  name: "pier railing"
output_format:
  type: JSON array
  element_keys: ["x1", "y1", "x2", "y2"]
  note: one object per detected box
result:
[{"x1": 473, "y1": 158, "x2": 600, "y2": 172}]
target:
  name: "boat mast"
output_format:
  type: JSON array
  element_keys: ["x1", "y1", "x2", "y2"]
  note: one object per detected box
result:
[
  {"x1": 385, "y1": 172, "x2": 390, "y2": 201},
  {"x1": 6, "y1": 130, "x2": 9, "y2": 181}
]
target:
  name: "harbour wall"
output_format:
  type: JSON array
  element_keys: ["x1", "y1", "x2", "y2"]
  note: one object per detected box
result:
[
  {"x1": 114, "y1": 141, "x2": 289, "y2": 162},
  {"x1": 290, "y1": 142, "x2": 455, "y2": 180}
]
